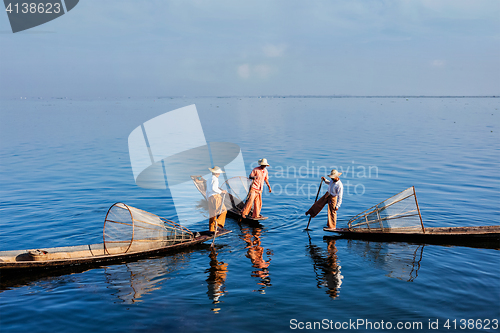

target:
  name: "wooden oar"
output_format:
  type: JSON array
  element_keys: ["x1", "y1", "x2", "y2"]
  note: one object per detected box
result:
[
  {"x1": 304, "y1": 179, "x2": 323, "y2": 231},
  {"x1": 211, "y1": 192, "x2": 227, "y2": 247}
]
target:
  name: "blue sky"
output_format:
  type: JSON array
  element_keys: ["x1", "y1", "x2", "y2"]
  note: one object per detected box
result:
[{"x1": 0, "y1": 0, "x2": 499, "y2": 97}]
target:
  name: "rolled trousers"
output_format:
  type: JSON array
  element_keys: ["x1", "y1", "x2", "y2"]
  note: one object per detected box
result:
[
  {"x1": 241, "y1": 188, "x2": 262, "y2": 218},
  {"x1": 208, "y1": 194, "x2": 227, "y2": 232},
  {"x1": 306, "y1": 193, "x2": 338, "y2": 229}
]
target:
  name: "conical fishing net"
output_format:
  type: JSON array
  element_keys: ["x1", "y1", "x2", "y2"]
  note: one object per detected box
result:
[
  {"x1": 103, "y1": 203, "x2": 194, "y2": 254},
  {"x1": 191, "y1": 175, "x2": 207, "y2": 198},
  {"x1": 348, "y1": 187, "x2": 424, "y2": 233},
  {"x1": 220, "y1": 176, "x2": 253, "y2": 211},
  {"x1": 191, "y1": 175, "x2": 253, "y2": 212}
]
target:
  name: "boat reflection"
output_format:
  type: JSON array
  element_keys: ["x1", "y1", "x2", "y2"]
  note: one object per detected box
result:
[
  {"x1": 104, "y1": 251, "x2": 192, "y2": 304},
  {"x1": 205, "y1": 247, "x2": 229, "y2": 313},
  {"x1": 0, "y1": 249, "x2": 194, "y2": 296},
  {"x1": 240, "y1": 226, "x2": 273, "y2": 293},
  {"x1": 333, "y1": 236, "x2": 425, "y2": 282},
  {"x1": 306, "y1": 233, "x2": 343, "y2": 299}
]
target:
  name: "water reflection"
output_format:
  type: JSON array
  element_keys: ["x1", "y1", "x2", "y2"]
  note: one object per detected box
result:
[
  {"x1": 0, "y1": 266, "x2": 93, "y2": 292},
  {"x1": 206, "y1": 247, "x2": 229, "y2": 313},
  {"x1": 104, "y1": 252, "x2": 191, "y2": 304},
  {"x1": 306, "y1": 233, "x2": 343, "y2": 299},
  {"x1": 240, "y1": 226, "x2": 273, "y2": 293},
  {"x1": 195, "y1": 198, "x2": 209, "y2": 218},
  {"x1": 341, "y1": 237, "x2": 424, "y2": 282}
]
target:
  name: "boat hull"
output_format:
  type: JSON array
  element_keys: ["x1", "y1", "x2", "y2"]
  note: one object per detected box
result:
[
  {"x1": 324, "y1": 226, "x2": 500, "y2": 249},
  {"x1": 0, "y1": 230, "x2": 231, "y2": 274},
  {"x1": 227, "y1": 208, "x2": 268, "y2": 222}
]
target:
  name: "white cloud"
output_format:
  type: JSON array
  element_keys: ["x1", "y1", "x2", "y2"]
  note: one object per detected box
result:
[
  {"x1": 237, "y1": 64, "x2": 251, "y2": 79},
  {"x1": 254, "y1": 64, "x2": 273, "y2": 78},
  {"x1": 237, "y1": 64, "x2": 274, "y2": 79},
  {"x1": 263, "y1": 43, "x2": 287, "y2": 57},
  {"x1": 431, "y1": 60, "x2": 446, "y2": 67}
]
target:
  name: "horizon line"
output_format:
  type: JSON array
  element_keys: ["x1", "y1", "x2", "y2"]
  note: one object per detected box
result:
[{"x1": 4, "y1": 95, "x2": 499, "y2": 100}]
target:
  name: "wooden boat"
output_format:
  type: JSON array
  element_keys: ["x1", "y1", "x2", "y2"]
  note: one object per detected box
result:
[
  {"x1": 191, "y1": 175, "x2": 268, "y2": 222},
  {"x1": 0, "y1": 231, "x2": 230, "y2": 274},
  {"x1": 0, "y1": 203, "x2": 231, "y2": 275},
  {"x1": 324, "y1": 226, "x2": 500, "y2": 249},
  {"x1": 323, "y1": 187, "x2": 500, "y2": 249}
]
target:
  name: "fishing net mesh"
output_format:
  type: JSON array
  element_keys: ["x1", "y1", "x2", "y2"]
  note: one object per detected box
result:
[
  {"x1": 191, "y1": 175, "x2": 207, "y2": 197},
  {"x1": 220, "y1": 176, "x2": 253, "y2": 211},
  {"x1": 191, "y1": 175, "x2": 255, "y2": 215},
  {"x1": 348, "y1": 187, "x2": 424, "y2": 233},
  {"x1": 104, "y1": 203, "x2": 194, "y2": 254}
]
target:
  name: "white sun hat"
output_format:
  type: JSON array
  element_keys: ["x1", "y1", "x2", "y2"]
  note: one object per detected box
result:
[
  {"x1": 327, "y1": 169, "x2": 342, "y2": 179},
  {"x1": 208, "y1": 166, "x2": 225, "y2": 174},
  {"x1": 258, "y1": 158, "x2": 270, "y2": 166}
]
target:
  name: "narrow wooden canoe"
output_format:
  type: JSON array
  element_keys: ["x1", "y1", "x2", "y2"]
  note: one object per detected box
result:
[
  {"x1": 323, "y1": 226, "x2": 500, "y2": 249},
  {"x1": 0, "y1": 229, "x2": 231, "y2": 274},
  {"x1": 327, "y1": 187, "x2": 500, "y2": 249},
  {"x1": 227, "y1": 209, "x2": 268, "y2": 221}
]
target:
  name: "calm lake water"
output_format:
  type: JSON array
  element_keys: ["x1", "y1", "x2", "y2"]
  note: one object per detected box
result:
[{"x1": 0, "y1": 97, "x2": 499, "y2": 332}]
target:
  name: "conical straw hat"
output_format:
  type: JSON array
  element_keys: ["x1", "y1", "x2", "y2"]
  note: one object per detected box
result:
[
  {"x1": 327, "y1": 169, "x2": 342, "y2": 179},
  {"x1": 208, "y1": 166, "x2": 225, "y2": 174},
  {"x1": 258, "y1": 158, "x2": 270, "y2": 166}
]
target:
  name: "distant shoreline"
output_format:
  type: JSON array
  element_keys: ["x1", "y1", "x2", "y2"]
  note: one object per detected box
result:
[
  {"x1": 3, "y1": 95, "x2": 498, "y2": 100},
  {"x1": 209, "y1": 95, "x2": 499, "y2": 99}
]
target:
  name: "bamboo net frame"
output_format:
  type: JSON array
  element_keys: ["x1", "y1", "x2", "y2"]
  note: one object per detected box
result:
[
  {"x1": 348, "y1": 186, "x2": 425, "y2": 233},
  {"x1": 190, "y1": 175, "x2": 207, "y2": 198},
  {"x1": 103, "y1": 203, "x2": 194, "y2": 255},
  {"x1": 190, "y1": 175, "x2": 253, "y2": 213}
]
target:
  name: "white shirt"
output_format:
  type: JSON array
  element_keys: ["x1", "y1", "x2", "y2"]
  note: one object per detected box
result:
[
  {"x1": 206, "y1": 174, "x2": 222, "y2": 198},
  {"x1": 326, "y1": 179, "x2": 343, "y2": 209}
]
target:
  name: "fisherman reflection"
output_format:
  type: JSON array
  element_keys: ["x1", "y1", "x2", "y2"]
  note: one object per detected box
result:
[
  {"x1": 206, "y1": 247, "x2": 228, "y2": 313},
  {"x1": 307, "y1": 235, "x2": 343, "y2": 299},
  {"x1": 241, "y1": 227, "x2": 272, "y2": 293},
  {"x1": 324, "y1": 238, "x2": 343, "y2": 298}
]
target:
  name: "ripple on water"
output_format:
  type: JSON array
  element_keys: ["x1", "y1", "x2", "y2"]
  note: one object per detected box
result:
[{"x1": 1, "y1": 97, "x2": 499, "y2": 333}]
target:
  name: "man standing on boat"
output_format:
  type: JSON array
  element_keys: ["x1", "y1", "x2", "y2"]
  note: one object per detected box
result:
[
  {"x1": 241, "y1": 158, "x2": 272, "y2": 219},
  {"x1": 207, "y1": 166, "x2": 227, "y2": 233},
  {"x1": 305, "y1": 169, "x2": 343, "y2": 230}
]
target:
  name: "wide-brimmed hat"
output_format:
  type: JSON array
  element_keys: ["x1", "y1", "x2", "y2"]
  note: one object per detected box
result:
[
  {"x1": 208, "y1": 166, "x2": 225, "y2": 174},
  {"x1": 258, "y1": 158, "x2": 270, "y2": 166},
  {"x1": 327, "y1": 169, "x2": 342, "y2": 179}
]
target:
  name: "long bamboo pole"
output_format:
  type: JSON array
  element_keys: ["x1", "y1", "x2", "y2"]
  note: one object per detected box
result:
[
  {"x1": 304, "y1": 179, "x2": 324, "y2": 231},
  {"x1": 413, "y1": 186, "x2": 425, "y2": 234}
]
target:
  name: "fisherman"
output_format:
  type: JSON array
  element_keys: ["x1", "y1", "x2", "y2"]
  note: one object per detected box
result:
[
  {"x1": 241, "y1": 158, "x2": 272, "y2": 219},
  {"x1": 206, "y1": 166, "x2": 227, "y2": 233},
  {"x1": 305, "y1": 169, "x2": 343, "y2": 230}
]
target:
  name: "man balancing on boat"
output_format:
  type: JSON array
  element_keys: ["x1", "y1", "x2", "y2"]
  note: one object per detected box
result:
[
  {"x1": 241, "y1": 158, "x2": 272, "y2": 219},
  {"x1": 305, "y1": 169, "x2": 343, "y2": 230},
  {"x1": 207, "y1": 166, "x2": 228, "y2": 233}
]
